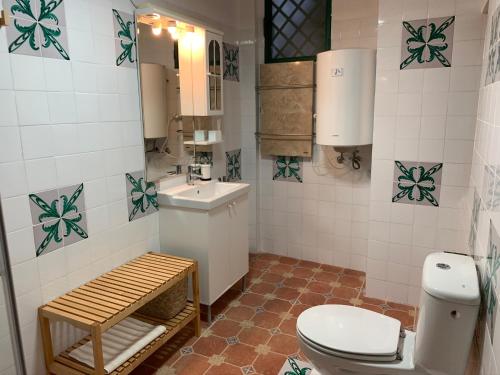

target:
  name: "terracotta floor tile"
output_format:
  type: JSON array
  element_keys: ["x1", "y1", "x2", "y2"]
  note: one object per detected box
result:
[
  {"x1": 292, "y1": 267, "x2": 315, "y2": 279},
  {"x1": 279, "y1": 256, "x2": 300, "y2": 265},
  {"x1": 238, "y1": 326, "x2": 271, "y2": 346},
  {"x1": 240, "y1": 292, "x2": 267, "y2": 307},
  {"x1": 331, "y1": 286, "x2": 359, "y2": 299},
  {"x1": 252, "y1": 311, "x2": 282, "y2": 329},
  {"x1": 192, "y1": 336, "x2": 228, "y2": 357},
  {"x1": 279, "y1": 317, "x2": 297, "y2": 335},
  {"x1": 313, "y1": 271, "x2": 339, "y2": 283},
  {"x1": 299, "y1": 292, "x2": 326, "y2": 306},
  {"x1": 171, "y1": 354, "x2": 211, "y2": 375},
  {"x1": 290, "y1": 304, "x2": 313, "y2": 318},
  {"x1": 343, "y1": 268, "x2": 365, "y2": 277},
  {"x1": 384, "y1": 309, "x2": 414, "y2": 328},
  {"x1": 222, "y1": 342, "x2": 258, "y2": 367},
  {"x1": 248, "y1": 268, "x2": 263, "y2": 280},
  {"x1": 210, "y1": 319, "x2": 242, "y2": 338},
  {"x1": 274, "y1": 286, "x2": 301, "y2": 300},
  {"x1": 263, "y1": 298, "x2": 293, "y2": 314},
  {"x1": 253, "y1": 352, "x2": 288, "y2": 375},
  {"x1": 269, "y1": 263, "x2": 294, "y2": 275},
  {"x1": 251, "y1": 259, "x2": 271, "y2": 269},
  {"x1": 131, "y1": 254, "x2": 417, "y2": 375},
  {"x1": 359, "y1": 295, "x2": 385, "y2": 306},
  {"x1": 307, "y1": 280, "x2": 332, "y2": 294},
  {"x1": 268, "y1": 333, "x2": 299, "y2": 355},
  {"x1": 205, "y1": 363, "x2": 242, "y2": 375},
  {"x1": 321, "y1": 264, "x2": 344, "y2": 273},
  {"x1": 261, "y1": 272, "x2": 284, "y2": 283},
  {"x1": 386, "y1": 301, "x2": 414, "y2": 312},
  {"x1": 225, "y1": 306, "x2": 255, "y2": 321},
  {"x1": 359, "y1": 303, "x2": 384, "y2": 314},
  {"x1": 283, "y1": 277, "x2": 308, "y2": 288},
  {"x1": 325, "y1": 297, "x2": 351, "y2": 305},
  {"x1": 259, "y1": 253, "x2": 281, "y2": 262},
  {"x1": 338, "y1": 274, "x2": 364, "y2": 288},
  {"x1": 250, "y1": 282, "x2": 276, "y2": 295},
  {"x1": 298, "y1": 260, "x2": 321, "y2": 269}
]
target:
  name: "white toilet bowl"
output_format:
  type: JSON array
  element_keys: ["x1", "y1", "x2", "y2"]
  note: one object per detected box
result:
[{"x1": 296, "y1": 252, "x2": 480, "y2": 375}]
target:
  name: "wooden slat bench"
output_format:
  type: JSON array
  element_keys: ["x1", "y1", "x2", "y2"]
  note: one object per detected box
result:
[{"x1": 39, "y1": 252, "x2": 201, "y2": 375}]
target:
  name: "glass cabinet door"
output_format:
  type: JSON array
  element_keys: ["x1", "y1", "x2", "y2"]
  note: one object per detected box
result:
[{"x1": 207, "y1": 36, "x2": 222, "y2": 113}]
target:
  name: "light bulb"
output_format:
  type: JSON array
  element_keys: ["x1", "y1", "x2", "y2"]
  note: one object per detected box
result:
[
  {"x1": 152, "y1": 22, "x2": 162, "y2": 36},
  {"x1": 167, "y1": 20, "x2": 178, "y2": 39}
]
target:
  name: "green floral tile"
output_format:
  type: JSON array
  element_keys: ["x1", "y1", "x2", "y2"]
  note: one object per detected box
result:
[
  {"x1": 197, "y1": 151, "x2": 213, "y2": 166},
  {"x1": 112, "y1": 9, "x2": 136, "y2": 68},
  {"x1": 273, "y1": 156, "x2": 303, "y2": 183},
  {"x1": 486, "y1": 6, "x2": 500, "y2": 85},
  {"x1": 485, "y1": 221, "x2": 500, "y2": 343},
  {"x1": 277, "y1": 357, "x2": 311, "y2": 375},
  {"x1": 29, "y1": 183, "x2": 88, "y2": 257},
  {"x1": 400, "y1": 16, "x2": 455, "y2": 70},
  {"x1": 469, "y1": 190, "x2": 481, "y2": 254},
  {"x1": 223, "y1": 42, "x2": 239, "y2": 82},
  {"x1": 125, "y1": 171, "x2": 158, "y2": 221},
  {"x1": 225, "y1": 149, "x2": 241, "y2": 181},
  {"x1": 6, "y1": 0, "x2": 70, "y2": 60},
  {"x1": 392, "y1": 161, "x2": 443, "y2": 206}
]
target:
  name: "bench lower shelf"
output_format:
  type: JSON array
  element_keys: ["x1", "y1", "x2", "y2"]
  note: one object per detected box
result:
[{"x1": 51, "y1": 303, "x2": 197, "y2": 375}]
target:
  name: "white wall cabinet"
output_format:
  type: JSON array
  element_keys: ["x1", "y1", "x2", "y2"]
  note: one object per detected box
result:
[
  {"x1": 178, "y1": 28, "x2": 224, "y2": 116},
  {"x1": 159, "y1": 193, "x2": 248, "y2": 314}
]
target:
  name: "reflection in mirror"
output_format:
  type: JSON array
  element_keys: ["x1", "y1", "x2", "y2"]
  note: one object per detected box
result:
[
  {"x1": 137, "y1": 14, "x2": 195, "y2": 182},
  {"x1": 136, "y1": 12, "x2": 224, "y2": 183}
]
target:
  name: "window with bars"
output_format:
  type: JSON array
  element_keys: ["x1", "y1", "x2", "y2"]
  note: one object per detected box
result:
[{"x1": 264, "y1": 0, "x2": 331, "y2": 63}]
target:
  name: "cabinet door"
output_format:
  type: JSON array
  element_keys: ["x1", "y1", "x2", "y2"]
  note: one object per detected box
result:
[
  {"x1": 206, "y1": 32, "x2": 223, "y2": 116},
  {"x1": 228, "y1": 195, "x2": 249, "y2": 284},
  {"x1": 208, "y1": 203, "x2": 231, "y2": 304}
]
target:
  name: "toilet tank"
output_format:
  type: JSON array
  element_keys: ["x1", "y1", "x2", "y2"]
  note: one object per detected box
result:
[{"x1": 414, "y1": 252, "x2": 480, "y2": 375}]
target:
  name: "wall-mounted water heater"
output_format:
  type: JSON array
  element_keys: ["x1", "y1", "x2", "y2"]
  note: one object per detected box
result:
[{"x1": 316, "y1": 49, "x2": 376, "y2": 148}]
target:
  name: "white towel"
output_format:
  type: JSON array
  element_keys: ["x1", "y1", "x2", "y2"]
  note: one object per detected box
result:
[{"x1": 68, "y1": 317, "x2": 166, "y2": 374}]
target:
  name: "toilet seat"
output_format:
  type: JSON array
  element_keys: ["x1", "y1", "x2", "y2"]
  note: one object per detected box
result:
[{"x1": 297, "y1": 305, "x2": 402, "y2": 362}]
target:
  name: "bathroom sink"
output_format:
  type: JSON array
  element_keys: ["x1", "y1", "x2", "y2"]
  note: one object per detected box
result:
[{"x1": 157, "y1": 181, "x2": 250, "y2": 210}]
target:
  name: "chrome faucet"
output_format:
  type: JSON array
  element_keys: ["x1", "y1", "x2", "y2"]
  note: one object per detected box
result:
[{"x1": 186, "y1": 165, "x2": 203, "y2": 185}]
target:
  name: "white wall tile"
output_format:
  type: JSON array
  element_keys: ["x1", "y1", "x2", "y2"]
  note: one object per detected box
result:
[
  {"x1": 24, "y1": 157, "x2": 58, "y2": 192},
  {"x1": 0, "y1": 91, "x2": 17, "y2": 127},
  {"x1": 10, "y1": 55, "x2": 45, "y2": 91},
  {"x1": 0, "y1": 127, "x2": 22, "y2": 163},
  {"x1": 0, "y1": 162, "x2": 27, "y2": 198},
  {"x1": 20, "y1": 125, "x2": 55, "y2": 159},
  {"x1": 15, "y1": 91, "x2": 50, "y2": 126},
  {"x1": 47, "y1": 93, "x2": 77, "y2": 123},
  {"x1": 43, "y1": 59, "x2": 73, "y2": 92},
  {"x1": 2, "y1": 196, "x2": 31, "y2": 233}
]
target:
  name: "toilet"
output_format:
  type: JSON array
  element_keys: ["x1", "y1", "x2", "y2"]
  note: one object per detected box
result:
[{"x1": 297, "y1": 252, "x2": 480, "y2": 375}]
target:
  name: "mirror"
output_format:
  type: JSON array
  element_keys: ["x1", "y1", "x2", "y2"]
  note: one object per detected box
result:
[{"x1": 136, "y1": 11, "x2": 224, "y2": 182}]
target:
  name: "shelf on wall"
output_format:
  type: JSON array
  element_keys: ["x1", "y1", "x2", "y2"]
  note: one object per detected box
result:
[{"x1": 183, "y1": 140, "x2": 223, "y2": 146}]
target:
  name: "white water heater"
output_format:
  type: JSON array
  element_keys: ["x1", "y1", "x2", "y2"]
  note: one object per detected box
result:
[{"x1": 316, "y1": 49, "x2": 376, "y2": 147}]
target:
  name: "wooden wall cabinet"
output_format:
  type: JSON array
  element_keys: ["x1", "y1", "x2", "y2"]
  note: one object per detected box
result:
[{"x1": 179, "y1": 29, "x2": 224, "y2": 116}]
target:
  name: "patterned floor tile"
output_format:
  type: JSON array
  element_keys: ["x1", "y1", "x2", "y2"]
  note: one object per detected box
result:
[
  {"x1": 222, "y1": 342, "x2": 258, "y2": 367},
  {"x1": 210, "y1": 319, "x2": 241, "y2": 338},
  {"x1": 239, "y1": 326, "x2": 271, "y2": 346},
  {"x1": 131, "y1": 253, "x2": 417, "y2": 375}
]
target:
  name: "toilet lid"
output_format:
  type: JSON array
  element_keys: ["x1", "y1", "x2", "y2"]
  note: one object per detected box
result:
[{"x1": 297, "y1": 305, "x2": 401, "y2": 357}]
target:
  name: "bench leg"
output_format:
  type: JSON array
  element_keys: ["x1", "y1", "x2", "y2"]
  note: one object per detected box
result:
[
  {"x1": 39, "y1": 311, "x2": 54, "y2": 373},
  {"x1": 91, "y1": 325, "x2": 105, "y2": 375},
  {"x1": 192, "y1": 262, "x2": 201, "y2": 336}
]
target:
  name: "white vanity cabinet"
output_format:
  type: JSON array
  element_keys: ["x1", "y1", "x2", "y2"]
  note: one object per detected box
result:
[
  {"x1": 178, "y1": 29, "x2": 224, "y2": 116},
  {"x1": 158, "y1": 189, "x2": 248, "y2": 315}
]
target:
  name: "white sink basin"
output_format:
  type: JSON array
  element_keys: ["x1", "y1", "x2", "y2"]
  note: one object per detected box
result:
[{"x1": 158, "y1": 181, "x2": 250, "y2": 210}]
